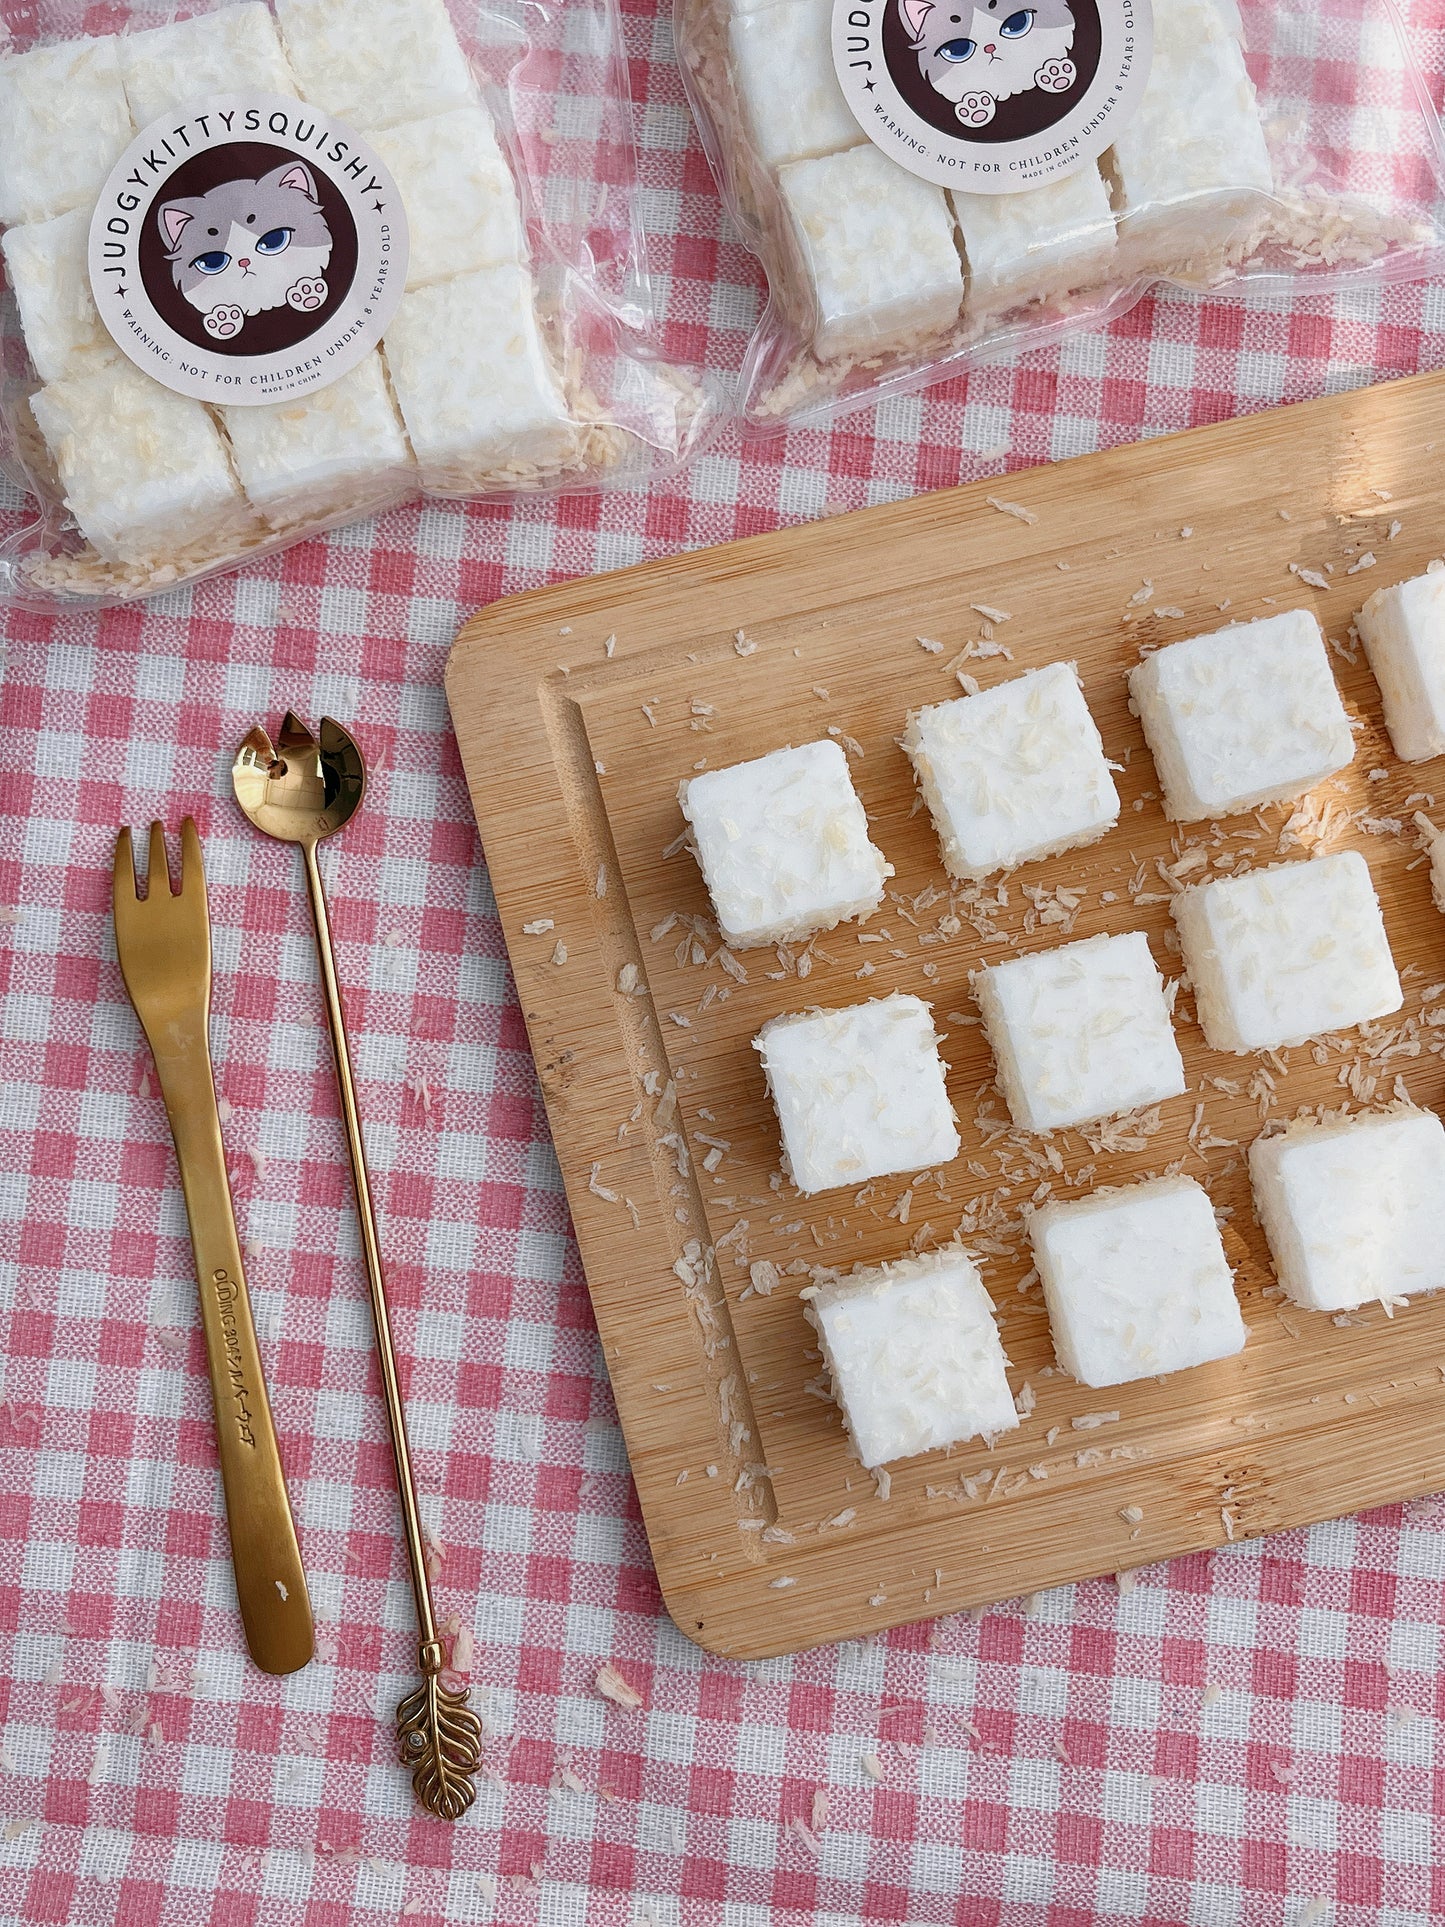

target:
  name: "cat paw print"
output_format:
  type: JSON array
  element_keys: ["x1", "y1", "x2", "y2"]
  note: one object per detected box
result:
[
  {"x1": 203, "y1": 305, "x2": 244, "y2": 340},
  {"x1": 953, "y1": 90, "x2": 996, "y2": 127},
  {"x1": 1034, "y1": 57, "x2": 1076, "y2": 92},
  {"x1": 286, "y1": 277, "x2": 327, "y2": 312}
]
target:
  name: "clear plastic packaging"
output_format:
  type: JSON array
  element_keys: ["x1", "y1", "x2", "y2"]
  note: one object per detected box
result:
[
  {"x1": 676, "y1": 0, "x2": 1445, "y2": 428},
  {"x1": 0, "y1": 0, "x2": 711, "y2": 606}
]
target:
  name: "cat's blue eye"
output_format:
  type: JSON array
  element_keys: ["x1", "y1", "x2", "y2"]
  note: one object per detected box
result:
[
  {"x1": 999, "y1": 8, "x2": 1034, "y2": 34},
  {"x1": 255, "y1": 227, "x2": 292, "y2": 255},
  {"x1": 192, "y1": 251, "x2": 231, "y2": 274},
  {"x1": 938, "y1": 35, "x2": 976, "y2": 59}
]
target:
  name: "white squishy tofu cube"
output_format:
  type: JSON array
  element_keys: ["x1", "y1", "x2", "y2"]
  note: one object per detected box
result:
[
  {"x1": 903, "y1": 661, "x2": 1119, "y2": 881},
  {"x1": 803, "y1": 1248, "x2": 1017, "y2": 1467},
  {"x1": 754, "y1": 992, "x2": 959, "y2": 1195},
  {"x1": 221, "y1": 350, "x2": 412, "y2": 529},
  {"x1": 0, "y1": 36, "x2": 134, "y2": 226},
  {"x1": 952, "y1": 163, "x2": 1116, "y2": 320},
  {"x1": 1108, "y1": 0, "x2": 1272, "y2": 282},
  {"x1": 680, "y1": 739, "x2": 892, "y2": 948},
  {"x1": 778, "y1": 145, "x2": 962, "y2": 362},
  {"x1": 1249, "y1": 1108, "x2": 1445, "y2": 1313},
  {"x1": 30, "y1": 359, "x2": 256, "y2": 568},
  {"x1": 730, "y1": 0, "x2": 860, "y2": 170},
  {"x1": 374, "y1": 107, "x2": 525, "y2": 290},
  {"x1": 1029, "y1": 1176, "x2": 1245, "y2": 1388},
  {"x1": 2, "y1": 207, "x2": 115, "y2": 385},
  {"x1": 973, "y1": 930, "x2": 1186, "y2": 1135},
  {"x1": 383, "y1": 265, "x2": 578, "y2": 491},
  {"x1": 119, "y1": 5, "x2": 297, "y2": 128},
  {"x1": 1356, "y1": 561, "x2": 1445, "y2": 763},
  {"x1": 1128, "y1": 609, "x2": 1354, "y2": 823},
  {"x1": 1172, "y1": 850, "x2": 1401, "y2": 1054},
  {"x1": 276, "y1": 0, "x2": 476, "y2": 131}
]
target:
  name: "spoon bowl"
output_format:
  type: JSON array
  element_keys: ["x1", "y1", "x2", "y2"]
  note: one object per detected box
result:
[{"x1": 232, "y1": 711, "x2": 365, "y2": 846}]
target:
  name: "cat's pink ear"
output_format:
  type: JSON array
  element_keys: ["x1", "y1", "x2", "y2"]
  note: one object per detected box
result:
[
  {"x1": 899, "y1": 0, "x2": 934, "y2": 41},
  {"x1": 275, "y1": 162, "x2": 317, "y2": 198},
  {"x1": 159, "y1": 203, "x2": 193, "y2": 250}
]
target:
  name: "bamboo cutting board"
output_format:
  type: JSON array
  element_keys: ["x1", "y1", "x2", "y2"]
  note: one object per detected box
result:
[{"x1": 447, "y1": 372, "x2": 1445, "y2": 1660}]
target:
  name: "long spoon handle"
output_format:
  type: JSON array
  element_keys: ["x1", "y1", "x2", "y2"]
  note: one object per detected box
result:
[{"x1": 300, "y1": 839, "x2": 480, "y2": 1819}]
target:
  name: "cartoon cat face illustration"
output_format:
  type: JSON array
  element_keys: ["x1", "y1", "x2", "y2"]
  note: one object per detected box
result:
[
  {"x1": 158, "y1": 162, "x2": 332, "y2": 340},
  {"x1": 899, "y1": 0, "x2": 1077, "y2": 126}
]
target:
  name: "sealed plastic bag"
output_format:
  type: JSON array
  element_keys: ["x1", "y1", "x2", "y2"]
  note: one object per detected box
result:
[
  {"x1": 0, "y1": 0, "x2": 708, "y2": 606},
  {"x1": 676, "y1": 0, "x2": 1445, "y2": 426}
]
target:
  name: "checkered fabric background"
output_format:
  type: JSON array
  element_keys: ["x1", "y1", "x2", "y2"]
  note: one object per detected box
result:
[{"x1": 4, "y1": 1, "x2": 1445, "y2": 1921}]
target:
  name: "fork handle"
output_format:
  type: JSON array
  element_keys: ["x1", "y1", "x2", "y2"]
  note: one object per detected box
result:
[{"x1": 153, "y1": 1041, "x2": 314, "y2": 1676}]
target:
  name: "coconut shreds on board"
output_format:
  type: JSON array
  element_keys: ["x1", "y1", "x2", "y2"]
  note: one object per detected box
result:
[
  {"x1": 748, "y1": 1260, "x2": 780, "y2": 1297},
  {"x1": 985, "y1": 495, "x2": 1037, "y2": 525},
  {"x1": 955, "y1": 638, "x2": 1014, "y2": 672},
  {"x1": 595, "y1": 1663, "x2": 643, "y2": 1709},
  {"x1": 522, "y1": 918, "x2": 554, "y2": 935},
  {"x1": 588, "y1": 1163, "x2": 619, "y2": 1204}
]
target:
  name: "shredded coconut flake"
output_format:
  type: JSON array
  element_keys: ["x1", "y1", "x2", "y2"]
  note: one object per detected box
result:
[{"x1": 595, "y1": 1663, "x2": 643, "y2": 1709}]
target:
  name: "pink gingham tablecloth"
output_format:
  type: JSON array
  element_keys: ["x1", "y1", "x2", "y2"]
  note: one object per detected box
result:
[{"x1": 5, "y1": 4, "x2": 1445, "y2": 1922}]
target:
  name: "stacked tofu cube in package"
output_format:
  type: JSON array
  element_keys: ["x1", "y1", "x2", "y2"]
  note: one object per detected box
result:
[
  {"x1": 0, "y1": 0, "x2": 706, "y2": 604},
  {"x1": 676, "y1": 0, "x2": 1445, "y2": 424}
]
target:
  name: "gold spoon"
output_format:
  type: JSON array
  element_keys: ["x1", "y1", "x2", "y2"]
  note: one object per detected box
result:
[{"x1": 231, "y1": 713, "x2": 480, "y2": 1821}]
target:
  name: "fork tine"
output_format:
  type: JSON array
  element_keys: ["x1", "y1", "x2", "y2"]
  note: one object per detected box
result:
[
  {"x1": 179, "y1": 816, "x2": 207, "y2": 899},
  {"x1": 113, "y1": 827, "x2": 137, "y2": 907},
  {"x1": 147, "y1": 821, "x2": 172, "y2": 897}
]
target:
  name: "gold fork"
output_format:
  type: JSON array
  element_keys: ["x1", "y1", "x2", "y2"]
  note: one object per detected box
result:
[{"x1": 113, "y1": 818, "x2": 313, "y2": 1676}]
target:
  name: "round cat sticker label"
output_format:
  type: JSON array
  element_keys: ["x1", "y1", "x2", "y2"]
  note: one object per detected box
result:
[
  {"x1": 832, "y1": 0, "x2": 1152, "y2": 192},
  {"x1": 88, "y1": 95, "x2": 408, "y2": 404}
]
